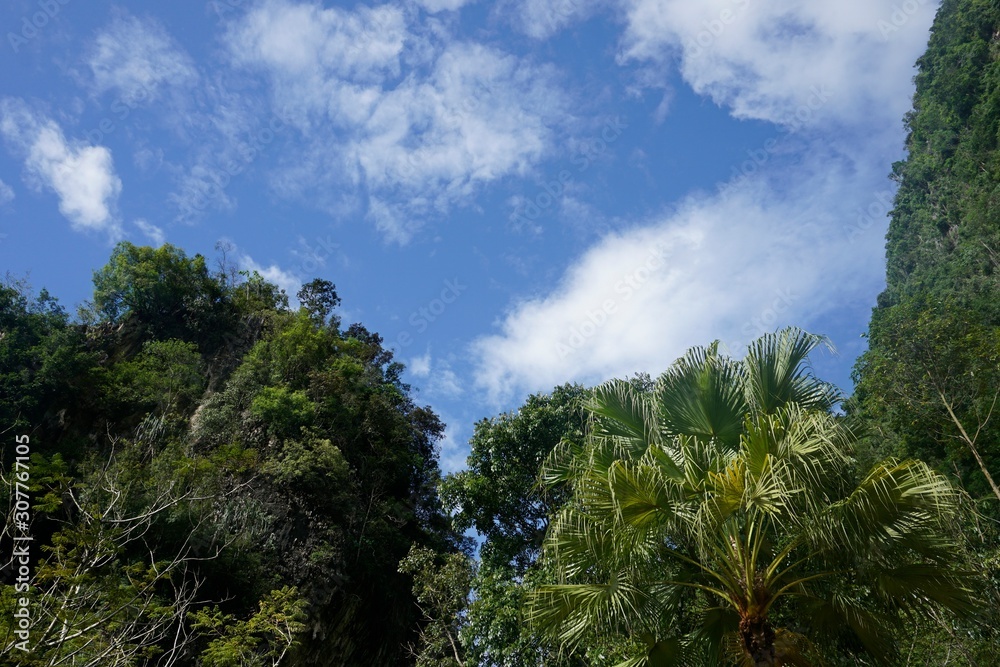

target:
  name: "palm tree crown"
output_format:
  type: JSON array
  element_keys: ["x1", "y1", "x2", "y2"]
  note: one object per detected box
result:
[{"x1": 528, "y1": 328, "x2": 978, "y2": 666}]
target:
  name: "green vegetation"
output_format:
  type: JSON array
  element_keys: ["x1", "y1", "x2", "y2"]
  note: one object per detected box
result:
[
  {"x1": 528, "y1": 332, "x2": 980, "y2": 665},
  {"x1": 1, "y1": 242, "x2": 465, "y2": 665},
  {"x1": 4, "y1": 0, "x2": 1000, "y2": 664}
]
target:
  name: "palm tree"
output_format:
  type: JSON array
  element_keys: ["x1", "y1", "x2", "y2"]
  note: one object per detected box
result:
[{"x1": 527, "y1": 328, "x2": 979, "y2": 666}]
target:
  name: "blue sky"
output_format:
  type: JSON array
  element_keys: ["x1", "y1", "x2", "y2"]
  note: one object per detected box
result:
[{"x1": 0, "y1": 0, "x2": 938, "y2": 470}]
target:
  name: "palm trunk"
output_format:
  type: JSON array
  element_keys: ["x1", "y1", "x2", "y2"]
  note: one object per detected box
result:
[{"x1": 740, "y1": 615, "x2": 776, "y2": 667}]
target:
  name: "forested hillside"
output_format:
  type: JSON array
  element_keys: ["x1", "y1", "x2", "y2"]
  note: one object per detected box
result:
[
  {"x1": 1, "y1": 243, "x2": 467, "y2": 665},
  {"x1": 853, "y1": 0, "x2": 1000, "y2": 500},
  {"x1": 846, "y1": 0, "x2": 1000, "y2": 658}
]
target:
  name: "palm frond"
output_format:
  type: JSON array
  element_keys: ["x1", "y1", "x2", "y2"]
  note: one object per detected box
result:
[
  {"x1": 874, "y1": 563, "x2": 979, "y2": 617},
  {"x1": 743, "y1": 327, "x2": 841, "y2": 414},
  {"x1": 801, "y1": 594, "x2": 899, "y2": 666},
  {"x1": 587, "y1": 379, "x2": 661, "y2": 460},
  {"x1": 656, "y1": 343, "x2": 747, "y2": 448},
  {"x1": 809, "y1": 459, "x2": 961, "y2": 564},
  {"x1": 539, "y1": 436, "x2": 586, "y2": 489},
  {"x1": 526, "y1": 576, "x2": 653, "y2": 650}
]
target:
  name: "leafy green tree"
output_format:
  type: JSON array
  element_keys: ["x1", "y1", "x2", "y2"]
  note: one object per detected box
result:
[
  {"x1": 854, "y1": 299, "x2": 1000, "y2": 502},
  {"x1": 443, "y1": 384, "x2": 588, "y2": 574},
  {"x1": 191, "y1": 587, "x2": 308, "y2": 667},
  {"x1": 441, "y1": 385, "x2": 590, "y2": 666},
  {"x1": 2, "y1": 242, "x2": 463, "y2": 666},
  {"x1": 0, "y1": 442, "x2": 222, "y2": 665},
  {"x1": 399, "y1": 544, "x2": 475, "y2": 666},
  {"x1": 850, "y1": 2, "x2": 1000, "y2": 659},
  {"x1": 528, "y1": 329, "x2": 980, "y2": 666},
  {"x1": 0, "y1": 280, "x2": 97, "y2": 435},
  {"x1": 112, "y1": 338, "x2": 205, "y2": 415},
  {"x1": 191, "y1": 309, "x2": 462, "y2": 665},
  {"x1": 90, "y1": 242, "x2": 235, "y2": 351},
  {"x1": 297, "y1": 279, "x2": 341, "y2": 330}
]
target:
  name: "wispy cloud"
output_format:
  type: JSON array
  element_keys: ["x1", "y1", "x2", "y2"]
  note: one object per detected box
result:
[
  {"x1": 409, "y1": 351, "x2": 433, "y2": 377},
  {"x1": 416, "y1": 0, "x2": 477, "y2": 12},
  {"x1": 471, "y1": 136, "x2": 893, "y2": 404},
  {"x1": 0, "y1": 179, "x2": 14, "y2": 206},
  {"x1": 505, "y1": 0, "x2": 607, "y2": 39},
  {"x1": 133, "y1": 219, "x2": 165, "y2": 245},
  {"x1": 436, "y1": 418, "x2": 470, "y2": 474},
  {"x1": 619, "y1": 0, "x2": 937, "y2": 129},
  {"x1": 224, "y1": 0, "x2": 571, "y2": 242},
  {"x1": 86, "y1": 11, "x2": 197, "y2": 103},
  {"x1": 0, "y1": 99, "x2": 122, "y2": 236}
]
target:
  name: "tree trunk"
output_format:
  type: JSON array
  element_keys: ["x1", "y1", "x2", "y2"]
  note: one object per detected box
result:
[
  {"x1": 740, "y1": 615, "x2": 776, "y2": 667},
  {"x1": 937, "y1": 389, "x2": 1000, "y2": 503}
]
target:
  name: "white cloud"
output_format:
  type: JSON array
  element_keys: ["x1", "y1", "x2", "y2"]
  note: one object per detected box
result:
[
  {"x1": 436, "y1": 419, "x2": 469, "y2": 473},
  {"x1": 507, "y1": 0, "x2": 606, "y2": 39},
  {"x1": 239, "y1": 252, "x2": 302, "y2": 306},
  {"x1": 471, "y1": 137, "x2": 894, "y2": 404},
  {"x1": 87, "y1": 12, "x2": 197, "y2": 103},
  {"x1": 133, "y1": 219, "x2": 165, "y2": 245},
  {"x1": 465, "y1": 0, "x2": 938, "y2": 405},
  {"x1": 409, "y1": 351, "x2": 432, "y2": 377},
  {"x1": 226, "y1": 0, "x2": 569, "y2": 242},
  {"x1": 619, "y1": 0, "x2": 938, "y2": 128},
  {"x1": 0, "y1": 179, "x2": 14, "y2": 206},
  {"x1": 416, "y1": 0, "x2": 475, "y2": 12},
  {"x1": 410, "y1": 353, "x2": 465, "y2": 398},
  {"x1": 0, "y1": 99, "x2": 122, "y2": 235},
  {"x1": 226, "y1": 1, "x2": 407, "y2": 85}
]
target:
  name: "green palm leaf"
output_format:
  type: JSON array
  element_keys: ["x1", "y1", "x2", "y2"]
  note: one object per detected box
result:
[
  {"x1": 527, "y1": 329, "x2": 983, "y2": 667},
  {"x1": 656, "y1": 342, "x2": 747, "y2": 448},
  {"x1": 743, "y1": 328, "x2": 841, "y2": 414}
]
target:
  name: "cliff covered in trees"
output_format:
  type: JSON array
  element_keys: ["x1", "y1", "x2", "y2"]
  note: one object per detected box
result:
[{"x1": 1, "y1": 243, "x2": 466, "y2": 665}]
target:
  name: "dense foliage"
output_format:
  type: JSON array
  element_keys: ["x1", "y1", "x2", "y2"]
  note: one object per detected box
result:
[
  {"x1": 851, "y1": 0, "x2": 1000, "y2": 659},
  {"x1": 0, "y1": 243, "x2": 465, "y2": 665},
  {"x1": 529, "y1": 331, "x2": 981, "y2": 666}
]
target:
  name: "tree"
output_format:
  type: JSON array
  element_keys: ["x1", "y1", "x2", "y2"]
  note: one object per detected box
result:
[
  {"x1": 442, "y1": 384, "x2": 589, "y2": 575},
  {"x1": 90, "y1": 242, "x2": 235, "y2": 351},
  {"x1": 854, "y1": 299, "x2": 1000, "y2": 503},
  {"x1": 528, "y1": 329, "x2": 980, "y2": 666},
  {"x1": 398, "y1": 544, "x2": 474, "y2": 667},
  {"x1": 441, "y1": 384, "x2": 592, "y2": 666},
  {"x1": 297, "y1": 279, "x2": 341, "y2": 330},
  {"x1": 0, "y1": 444, "x2": 229, "y2": 666},
  {"x1": 2, "y1": 242, "x2": 467, "y2": 666},
  {"x1": 190, "y1": 587, "x2": 308, "y2": 667},
  {"x1": 0, "y1": 280, "x2": 97, "y2": 434}
]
